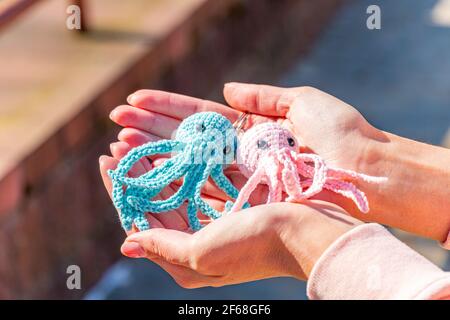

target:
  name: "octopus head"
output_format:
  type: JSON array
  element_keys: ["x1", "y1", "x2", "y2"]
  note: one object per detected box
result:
[
  {"x1": 237, "y1": 122, "x2": 299, "y2": 177},
  {"x1": 175, "y1": 112, "x2": 237, "y2": 165}
]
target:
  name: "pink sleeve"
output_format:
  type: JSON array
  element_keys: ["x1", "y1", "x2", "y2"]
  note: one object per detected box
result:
[{"x1": 307, "y1": 223, "x2": 450, "y2": 300}]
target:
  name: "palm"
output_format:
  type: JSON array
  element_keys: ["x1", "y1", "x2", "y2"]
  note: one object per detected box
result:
[
  {"x1": 99, "y1": 84, "x2": 375, "y2": 233},
  {"x1": 287, "y1": 88, "x2": 377, "y2": 170},
  {"x1": 99, "y1": 90, "x2": 272, "y2": 233}
]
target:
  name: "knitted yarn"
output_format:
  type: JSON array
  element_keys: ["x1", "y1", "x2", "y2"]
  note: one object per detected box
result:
[
  {"x1": 230, "y1": 122, "x2": 387, "y2": 213},
  {"x1": 108, "y1": 112, "x2": 242, "y2": 232}
]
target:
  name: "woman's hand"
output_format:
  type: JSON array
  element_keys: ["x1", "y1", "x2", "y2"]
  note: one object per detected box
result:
[
  {"x1": 223, "y1": 83, "x2": 383, "y2": 171},
  {"x1": 102, "y1": 84, "x2": 381, "y2": 224},
  {"x1": 101, "y1": 82, "x2": 450, "y2": 242},
  {"x1": 98, "y1": 88, "x2": 274, "y2": 234},
  {"x1": 120, "y1": 200, "x2": 361, "y2": 288},
  {"x1": 103, "y1": 84, "x2": 380, "y2": 208},
  {"x1": 221, "y1": 83, "x2": 450, "y2": 242}
]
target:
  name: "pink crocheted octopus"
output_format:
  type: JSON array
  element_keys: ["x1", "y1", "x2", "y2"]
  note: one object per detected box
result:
[{"x1": 229, "y1": 122, "x2": 386, "y2": 213}]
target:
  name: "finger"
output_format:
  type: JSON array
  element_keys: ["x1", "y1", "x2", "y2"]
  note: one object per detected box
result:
[
  {"x1": 149, "y1": 184, "x2": 190, "y2": 231},
  {"x1": 311, "y1": 189, "x2": 370, "y2": 222},
  {"x1": 171, "y1": 170, "x2": 269, "y2": 206},
  {"x1": 98, "y1": 155, "x2": 158, "y2": 235},
  {"x1": 110, "y1": 141, "x2": 149, "y2": 177},
  {"x1": 127, "y1": 89, "x2": 240, "y2": 122},
  {"x1": 122, "y1": 228, "x2": 193, "y2": 266},
  {"x1": 110, "y1": 105, "x2": 178, "y2": 139},
  {"x1": 150, "y1": 257, "x2": 221, "y2": 288},
  {"x1": 201, "y1": 194, "x2": 226, "y2": 214},
  {"x1": 127, "y1": 213, "x2": 170, "y2": 235},
  {"x1": 118, "y1": 127, "x2": 159, "y2": 147},
  {"x1": 118, "y1": 128, "x2": 164, "y2": 166},
  {"x1": 109, "y1": 142, "x2": 188, "y2": 230},
  {"x1": 112, "y1": 142, "x2": 189, "y2": 230},
  {"x1": 162, "y1": 183, "x2": 222, "y2": 226},
  {"x1": 223, "y1": 82, "x2": 299, "y2": 117},
  {"x1": 99, "y1": 155, "x2": 118, "y2": 199}
]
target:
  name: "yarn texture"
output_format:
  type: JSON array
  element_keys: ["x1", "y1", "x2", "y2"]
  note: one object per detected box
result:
[
  {"x1": 108, "y1": 112, "x2": 242, "y2": 232},
  {"x1": 230, "y1": 122, "x2": 387, "y2": 213}
]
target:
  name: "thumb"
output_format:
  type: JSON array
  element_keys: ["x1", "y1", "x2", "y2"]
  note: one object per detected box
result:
[
  {"x1": 223, "y1": 82, "x2": 297, "y2": 117},
  {"x1": 121, "y1": 228, "x2": 193, "y2": 266}
]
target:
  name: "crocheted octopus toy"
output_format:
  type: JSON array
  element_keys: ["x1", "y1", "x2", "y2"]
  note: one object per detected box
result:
[
  {"x1": 108, "y1": 112, "x2": 242, "y2": 232},
  {"x1": 229, "y1": 122, "x2": 386, "y2": 213}
]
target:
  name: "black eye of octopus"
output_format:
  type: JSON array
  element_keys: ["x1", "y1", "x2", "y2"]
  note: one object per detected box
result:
[
  {"x1": 223, "y1": 145, "x2": 231, "y2": 155},
  {"x1": 195, "y1": 123, "x2": 206, "y2": 132},
  {"x1": 287, "y1": 137, "x2": 295, "y2": 147},
  {"x1": 257, "y1": 139, "x2": 268, "y2": 149}
]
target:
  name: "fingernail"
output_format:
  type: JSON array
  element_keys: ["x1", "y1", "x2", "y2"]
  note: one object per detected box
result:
[
  {"x1": 127, "y1": 93, "x2": 135, "y2": 104},
  {"x1": 121, "y1": 241, "x2": 145, "y2": 258},
  {"x1": 98, "y1": 155, "x2": 107, "y2": 166},
  {"x1": 109, "y1": 142, "x2": 118, "y2": 154},
  {"x1": 224, "y1": 82, "x2": 237, "y2": 89},
  {"x1": 109, "y1": 109, "x2": 117, "y2": 120}
]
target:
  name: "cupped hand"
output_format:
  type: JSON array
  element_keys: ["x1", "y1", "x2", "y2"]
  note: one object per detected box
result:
[
  {"x1": 119, "y1": 200, "x2": 361, "y2": 288},
  {"x1": 99, "y1": 86, "x2": 275, "y2": 234},
  {"x1": 101, "y1": 83, "x2": 384, "y2": 226},
  {"x1": 221, "y1": 83, "x2": 384, "y2": 171}
]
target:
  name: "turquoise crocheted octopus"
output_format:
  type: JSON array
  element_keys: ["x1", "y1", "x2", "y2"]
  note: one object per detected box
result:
[{"x1": 108, "y1": 112, "x2": 243, "y2": 232}]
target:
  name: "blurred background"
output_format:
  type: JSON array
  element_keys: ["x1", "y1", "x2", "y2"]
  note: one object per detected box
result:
[{"x1": 0, "y1": 0, "x2": 449, "y2": 299}]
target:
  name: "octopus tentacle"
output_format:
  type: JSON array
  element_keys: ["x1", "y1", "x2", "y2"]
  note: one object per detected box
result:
[
  {"x1": 187, "y1": 200, "x2": 203, "y2": 231},
  {"x1": 193, "y1": 161, "x2": 221, "y2": 219},
  {"x1": 140, "y1": 154, "x2": 181, "y2": 180},
  {"x1": 111, "y1": 178, "x2": 141, "y2": 231},
  {"x1": 133, "y1": 211, "x2": 150, "y2": 231},
  {"x1": 109, "y1": 140, "x2": 183, "y2": 178},
  {"x1": 109, "y1": 141, "x2": 186, "y2": 226},
  {"x1": 229, "y1": 159, "x2": 267, "y2": 213},
  {"x1": 111, "y1": 156, "x2": 190, "y2": 231},
  {"x1": 291, "y1": 151, "x2": 328, "y2": 198},
  {"x1": 301, "y1": 178, "x2": 370, "y2": 213},
  {"x1": 114, "y1": 181, "x2": 154, "y2": 231},
  {"x1": 211, "y1": 166, "x2": 251, "y2": 210},
  {"x1": 325, "y1": 179, "x2": 370, "y2": 213},
  {"x1": 112, "y1": 180, "x2": 135, "y2": 231},
  {"x1": 291, "y1": 151, "x2": 386, "y2": 185},
  {"x1": 127, "y1": 165, "x2": 202, "y2": 213},
  {"x1": 327, "y1": 167, "x2": 387, "y2": 184},
  {"x1": 110, "y1": 153, "x2": 190, "y2": 190},
  {"x1": 265, "y1": 155, "x2": 283, "y2": 203},
  {"x1": 211, "y1": 166, "x2": 239, "y2": 199},
  {"x1": 277, "y1": 151, "x2": 306, "y2": 202}
]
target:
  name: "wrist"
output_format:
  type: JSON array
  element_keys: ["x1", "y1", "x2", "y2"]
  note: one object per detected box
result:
[
  {"x1": 354, "y1": 128, "x2": 389, "y2": 176},
  {"x1": 357, "y1": 131, "x2": 450, "y2": 241},
  {"x1": 274, "y1": 202, "x2": 361, "y2": 280}
]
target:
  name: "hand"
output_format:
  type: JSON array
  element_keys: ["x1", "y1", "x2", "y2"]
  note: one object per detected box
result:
[
  {"x1": 119, "y1": 200, "x2": 361, "y2": 288},
  {"x1": 221, "y1": 83, "x2": 450, "y2": 241},
  {"x1": 99, "y1": 88, "x2": 274, "y2": 234},
  {"x1": 101, "y1": 83, "x2": 450, "y2": 243},
  {"x1": 223, "y1": 83, "x2": 384, "y2": 171},
  {"x1": 102, "y1": 84, "x2": 383, "y2": 220},
  {"x1": 99, "y1": 87, "x2": 278, "y2": 235}
]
